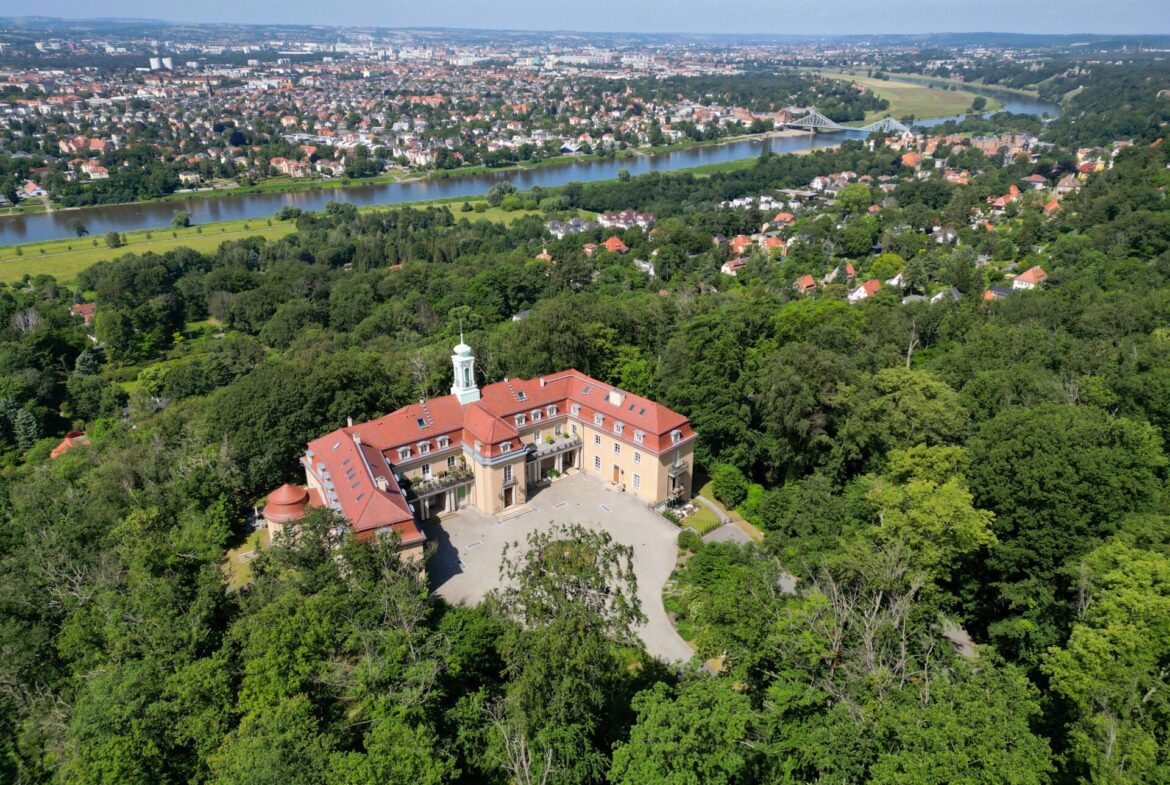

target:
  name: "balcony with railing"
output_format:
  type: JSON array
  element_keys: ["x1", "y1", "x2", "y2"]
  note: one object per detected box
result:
[
  {"x1": 410, "y1": 466, "x2": 474, "y2": 498},
  {"x1": 668, "y1": 463, "x2": 689, "y2": 479},
  {"x1": 531, "y1": 433, "x2": 582, "y2": 459}
]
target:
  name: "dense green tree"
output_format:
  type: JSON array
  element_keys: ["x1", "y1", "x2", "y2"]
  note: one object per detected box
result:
[
  {"x1": 839, "y1": 367, "x2": 968, "y2": 470},
  {"x1": 1043, "y1": 542, "x2": 1170, "y2": 784},
  {"x1": 609, "y1": 678, "x2": 759, "y2": 785},
  {"x1": 966, "y1": 405, "x2": 1166, "y2": 662}
]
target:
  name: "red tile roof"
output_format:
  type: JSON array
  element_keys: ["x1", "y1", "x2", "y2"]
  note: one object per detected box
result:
[
  {"x1": 50, "y1": 432, "x2": 89, "y2": 459},
  {"x1": 304, "y1": 369, "x2": 693, "y2": 539},
  {"x1": 1015, "y1": 265, "x2": 1048, "y2": 285}
]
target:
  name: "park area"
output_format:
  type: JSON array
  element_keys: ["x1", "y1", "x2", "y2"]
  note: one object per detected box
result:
[
  {"x1": 0, "y1": 199, "x2": 553, "y2": 283},
  {"x1": 821, "y1": 72, "x2": 1001, "y2": 122}
]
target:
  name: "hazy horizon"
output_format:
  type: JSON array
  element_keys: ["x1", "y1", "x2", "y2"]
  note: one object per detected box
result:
[{"x1": 14, "y1": 0, "x2": 1170, "y2": 37}]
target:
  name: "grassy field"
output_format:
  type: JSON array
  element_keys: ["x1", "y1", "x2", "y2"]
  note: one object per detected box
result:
[
  {"x1": 0, "y1": 200, "x2": 559, "y2": 283},
  {"x1": 222, "y1": 527, "x2": 269, "y2": 591},
  {"x1": 881, "y1": 71, "x2": 1044, "y2": 98},
  {"x1": 818, "y1": 71, "x2": 1003, "y2": 121},
  {"x1": 0, "y1": 217, "x2": 299, "y2": 283}
]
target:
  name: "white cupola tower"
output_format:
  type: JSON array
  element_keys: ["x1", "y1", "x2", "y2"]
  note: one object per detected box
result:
[{"x1": 451, "y1": 333, "x2": 480, "y2": 405}]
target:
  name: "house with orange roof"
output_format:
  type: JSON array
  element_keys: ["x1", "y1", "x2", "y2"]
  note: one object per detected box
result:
[
  {"x1": 1012, "y1": 265, "x2": 1048, "y2": 290},
  {"x1": 761, "y1": 235, "x2": 787, "y2": 256},
  {"x1": 50, "y1": 431, "x2": 90, "y2": 460},
  {"x1": 729, "y1": 235, "x2": 753, "y2": 255},
  {"x1": 287, "y1": 340, "x2": 696, "y2": 559},
  {"x1": 70, "y1": 302, "x2": 96, "y2": 326},
  {"x1": 793, "y1": 274, "x2": 817, "y2": 296},
  {"x1": 1043, "y1": 200, "x2": 1062, "y2": 218},
  {"x1": 848, "y1": 279, "x2": 882, "y2": 303},
  {"x1": 603, "y1": 236, "x2": 629, "y2": 254}
]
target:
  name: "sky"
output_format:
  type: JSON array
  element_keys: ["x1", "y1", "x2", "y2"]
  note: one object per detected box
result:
[{"x1": 23, "y1": 0, "x2": 1170, "y2": 36}]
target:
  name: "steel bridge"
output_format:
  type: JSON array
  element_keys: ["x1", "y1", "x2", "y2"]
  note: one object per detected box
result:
[{"x1": 785, "y1": 111, "x2": 913, "y2": 135}]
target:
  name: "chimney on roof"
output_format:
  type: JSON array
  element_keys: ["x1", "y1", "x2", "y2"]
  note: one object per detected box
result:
[
  {"x1": 347, "y1": 416, "x2": 353, "y2": 427},
  {"x1": 374, "y1": 476, "x2": 388, "y2": 492},
  {"x1": 540, "y1": 377, "x2": 546, "y2": 387},
  {"x1": 352, "y1": 432, "x2": 361, "y2": 445}
]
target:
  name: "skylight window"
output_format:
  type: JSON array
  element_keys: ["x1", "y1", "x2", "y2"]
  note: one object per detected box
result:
[
  {"x1": 582, "y1": 384, "x2": 593, "y2": 394},
  {"x1": 416, "y1": 417, "x2": 428, "y2": 429},
  {"x1": 517, "y1": 391, "x2": 528, "y2": 401}
]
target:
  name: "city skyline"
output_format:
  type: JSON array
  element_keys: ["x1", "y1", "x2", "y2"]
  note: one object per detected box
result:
[{"x1": 18, "y1": 0, "x2": 1170, "y2": 36}]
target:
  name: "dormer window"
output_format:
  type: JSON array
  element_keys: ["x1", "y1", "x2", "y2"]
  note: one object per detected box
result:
[
  {"x1": 397, "y1": 447, "x2": 411, "y2": 461},
  {"x1": 671, "y1": 429, "x2": 682, "y2": 445},
  {"x1": 474, "y1": 440, "x2": 482, "y2": 452},
  {"x1": 634, "y1": 430, "x2": 645, "y2": 444},
  {"x1": 418, "y1": 441, "x2": 431, "y2": 455},
  {"x1": 594, "y1": 414, "x2": 604, "y2": 426},
  {"x1": 547, "y1": 404, "x2": 557, "y2": 416},
  {"x1": 532, "y1": 410, "x2": 542, "y2": 422},
  {"x1": 515, "y1": 414, "x2": 526, "y2": 427},
  {"x1": 501, "y1": 441, "x2": 512, "y2": 454},
  {"x1": 437, "y1": 436, "x2": 450, "y2": 449},
  {"x1": 570, "y1": 403, "x2": 581, "y2": 416},
  {"x1": 614, "y1": 422, "x2": 624, "y2": 435}
]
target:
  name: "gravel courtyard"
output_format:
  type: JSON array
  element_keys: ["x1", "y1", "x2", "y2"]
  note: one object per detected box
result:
[{"x1": 425, "y1": 472, "x2": 695, "y2": 663}]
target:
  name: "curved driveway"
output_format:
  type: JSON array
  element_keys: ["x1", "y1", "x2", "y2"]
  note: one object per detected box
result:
[{"x1": 426, "y1": 472, "x2": 695, "y2": 663}]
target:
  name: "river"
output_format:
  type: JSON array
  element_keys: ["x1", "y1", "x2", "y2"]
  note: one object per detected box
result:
[{"x1": 0, "y1": 91, "x2": 1059, "y2": 246}]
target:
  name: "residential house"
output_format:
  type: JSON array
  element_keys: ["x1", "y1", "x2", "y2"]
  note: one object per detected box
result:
[
  {"x1": 70, "y1": 302, "x2": 96, "y2": 326},
  {"x1": 848, "y1": 279, "x2": 882, "y2": 303},
  {"x1": 1012, "y1": 265, "x2": 1048, "y2": 290},
  {"x1": 793, "y1": 274, "x2": 817, "y2": 296},
  {"x1": 603, "y1": 236, "x2": 629, "y2": 254},
  {"x1": 720, "y1": 258, "x2": 748, "y2": 277},
  {"x1": 50, "y1": 431, "x2": 90, "y2": 460}
]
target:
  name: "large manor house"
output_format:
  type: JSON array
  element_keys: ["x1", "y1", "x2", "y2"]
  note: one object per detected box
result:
[{"x1": 262, "y1": 339, "x2": 696, "y2": 559}]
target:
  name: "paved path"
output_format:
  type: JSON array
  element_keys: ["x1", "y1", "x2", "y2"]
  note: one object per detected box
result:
[
  {"x1": 426, "y1": 473, "x2": 695, "y2": 663},
  {"x1": 703, "y1": 523, "x2": 752, "y2": 544},
  {"x1": 695, "y1": 494, "x2": 731, "y2": 525}
]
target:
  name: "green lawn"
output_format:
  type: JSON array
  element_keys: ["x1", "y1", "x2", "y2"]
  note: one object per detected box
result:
[
  {"x1": 222, "y1": 528, "x2": 269, "y2": 591},
  {"x1": 0, "y1": 199, "x2": 568, "y2": 284},
  {"x1": 819, "y1": 72, "x2": 1002, "y2": 121},
  {"x1": 682, "y1": 504, "x2": 722, "y2": 535},
  {"x1": 0, "y1": 218, "x2": 298, "y2": 283}
]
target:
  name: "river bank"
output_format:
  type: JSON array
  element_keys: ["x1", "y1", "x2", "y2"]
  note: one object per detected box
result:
[
  {"x1": 0, "y1": 139, "x2": 842, "y2": 283},
  {"x1": 0, "y1": 77, "x2": 1058, "y2": 248},
  {"x1": 16, "y1": 129, "x2": 816, "y2": 222}
]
